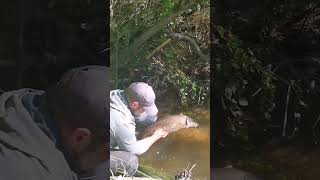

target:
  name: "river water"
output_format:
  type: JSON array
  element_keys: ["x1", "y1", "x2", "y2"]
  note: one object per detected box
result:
[{"x1": 140, "y1": 107, "x2": 210, "y2": 179}]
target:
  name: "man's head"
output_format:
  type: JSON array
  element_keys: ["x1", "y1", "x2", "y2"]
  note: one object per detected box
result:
[
  {"x1": 47, "y1": 65, "x2": 110, "y2": 171},
  {"x1": 125, "y1": 82, "x2": 158, "y2": 117}
]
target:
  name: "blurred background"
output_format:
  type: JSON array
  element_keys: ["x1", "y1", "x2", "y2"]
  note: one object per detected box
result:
[
  {"x1": 0, "y1": 0, "x2": 109, "y2": 91},
  {"x1": 212, "y1": 0, "x2": 320, "y2": 179}
]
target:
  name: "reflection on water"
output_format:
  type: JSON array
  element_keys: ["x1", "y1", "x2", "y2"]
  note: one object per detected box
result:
[{"x1": 140, "y1": 108, "x2": 210, "y2": 179}]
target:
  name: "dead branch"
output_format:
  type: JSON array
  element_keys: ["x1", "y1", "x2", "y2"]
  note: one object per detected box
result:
[
  {"x1": 121, "y1": 1, "x2": 197, "y2": 65},
  {"x1": 282, "y1": 84, "x2": 291, "y2": 137},
  {"x1": 168, "y1": 33, "x2": 209, "y2": 62},
  {"x1": 146, "y1": 38, "x2": 172, "y2": 59}
]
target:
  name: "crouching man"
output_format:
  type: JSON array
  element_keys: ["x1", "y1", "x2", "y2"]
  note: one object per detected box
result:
[{"x1": 110, "y1": 82, "x2": 168, "y2": 176}]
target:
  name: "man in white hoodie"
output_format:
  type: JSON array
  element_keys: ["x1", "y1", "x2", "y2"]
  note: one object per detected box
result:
[{"x1": 110, "y1": 82, "x2": 168, "y2": 176}]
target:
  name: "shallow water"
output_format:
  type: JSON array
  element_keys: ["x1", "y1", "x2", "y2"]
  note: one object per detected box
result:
[{"x1": 140, "y1": 108, "x2": 210, "y2": 179}]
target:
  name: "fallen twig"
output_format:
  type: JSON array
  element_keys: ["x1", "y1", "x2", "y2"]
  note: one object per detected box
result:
[
  {"x1": 282, "y1": 84, "x2": 291, "y2": 137},
  {"x1": 251, "y1": 88, "x2": 262, "y2": 97},
  {"x1": 146, "y1": 39, "x2": 172, "y2": 59},
  {"x1": 175, "y1": 163, "x2": 197, "y2": 180}
]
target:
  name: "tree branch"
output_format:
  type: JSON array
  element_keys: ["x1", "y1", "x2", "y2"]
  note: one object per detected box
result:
[
  {"x1": 121, "y1": 1, "x2": 197, "y2": 65},
  {"x1": 168, "y1": 33, "x2": 209, "y2": 62},
  {"x1": 282, "y1": 84, "x2": 291, "y2": 137}
]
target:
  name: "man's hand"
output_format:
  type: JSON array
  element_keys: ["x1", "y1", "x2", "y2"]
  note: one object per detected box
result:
[
  {"x1": 153, "y1": 128, "x2": 169, "y2": 138},
  {"x1": 128, "y1": 128, "x2": 168, "y2": 155}
]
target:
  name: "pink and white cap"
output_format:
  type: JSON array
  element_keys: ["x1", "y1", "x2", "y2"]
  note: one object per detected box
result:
[{"x1": 125, "y1": 82, "x2": 158, "y2": 116}]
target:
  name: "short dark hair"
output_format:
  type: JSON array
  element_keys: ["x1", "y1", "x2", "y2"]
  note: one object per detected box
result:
[{"x1": 47, "y1": 65, "x2": 110, "y2": 142}]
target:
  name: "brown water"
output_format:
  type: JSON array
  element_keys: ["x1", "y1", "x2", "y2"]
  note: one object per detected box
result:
[
  {"x1": 260, "y1": 144, "x2": 320, "y2": 180},
  {"x1": 140, "y1": 108, "x2": 210, "y2": 179},
  {"x1": 214, "y1": 139, "x2": 320, "y2": 180}
]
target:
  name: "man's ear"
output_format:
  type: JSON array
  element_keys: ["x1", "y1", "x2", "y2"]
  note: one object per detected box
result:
[
  {"x1": 131, "y1": 101, "x2": 140, "y2": 110},
  {"x1": 71, "y1": 128, "x2": 92, "y2": 152}
]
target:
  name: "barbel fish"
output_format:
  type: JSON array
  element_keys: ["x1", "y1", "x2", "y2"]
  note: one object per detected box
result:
[{"x1": 141, "y1": 114, "x2": 199, "y2": 139}]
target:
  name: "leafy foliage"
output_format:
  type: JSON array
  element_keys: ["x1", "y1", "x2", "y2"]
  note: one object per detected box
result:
[
  {"x1": 213, "y1": 26, "x2": 277, "y2": 140},
  {"x1": 111, "y1": 0, "x2": 210, "y2": 107},
  {"x1": 213, "y1": 0, "x2": 320, "y2": 145}
]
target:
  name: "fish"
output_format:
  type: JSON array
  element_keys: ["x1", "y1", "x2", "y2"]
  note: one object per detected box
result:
[
  {"x1": 141, "y1": 114, "x2": 199, "y2": 139},
  {"x1": 211, "y1": 168, "x2": 262, "y2": 180},
  {"x1": 169, "y1": 127, "x2": 210, "y2": 145}
]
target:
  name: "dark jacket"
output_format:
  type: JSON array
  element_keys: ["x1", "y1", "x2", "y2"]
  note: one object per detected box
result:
[{"x1": 0, "y1": 89, "x2": 78, "y2": 180}]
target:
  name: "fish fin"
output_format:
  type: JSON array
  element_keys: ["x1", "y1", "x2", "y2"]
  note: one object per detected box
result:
[{"x1": 185, "y1": 116, "x2": 189, "y2": 127}]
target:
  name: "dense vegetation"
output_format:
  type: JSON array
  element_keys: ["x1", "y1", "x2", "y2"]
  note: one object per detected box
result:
[
  {"x1": 212, "y1": 0, "x2": 320, "y2": 153},
  {"x1": 0, "y1": 0, "x2": 108, "y2": 90},
  {"x1": 111, "y1": 0, "x2": 210, "y2": 107}
]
